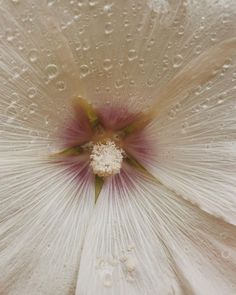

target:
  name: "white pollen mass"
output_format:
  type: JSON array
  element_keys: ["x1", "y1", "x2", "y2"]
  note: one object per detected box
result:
[{"x1": 90, "y1": 140, "x2": 124, "y2": 177}]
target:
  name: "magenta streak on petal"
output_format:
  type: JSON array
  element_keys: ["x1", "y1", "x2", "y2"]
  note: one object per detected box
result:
[
  {"x1": 123, "y1": 128, "x2": 156, "y2": 167},
  {"x1": 96, "y1": 106, "x2": 140, "y2": 131},
  {"x1": 56, "y1": 154, "x2": 94, "y2": 186},
  {"x1": 59, "y1": 107, "x2": 93, "y2": 148}
]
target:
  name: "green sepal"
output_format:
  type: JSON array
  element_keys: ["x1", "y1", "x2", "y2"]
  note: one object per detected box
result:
[
  {"x1": 119, "y1": 113, "x2": 151, "y2": 137},
  {"x1": 95, "y1": 175, "x2": 104, "y2": 203},
  {"x1": 75, "y1": 97, "x2": 99, "y2": 128},
  {"x1": 125, "y1": 154, "x2": 150, "y2": 175},
  {"x1": 52, "y1": 146, "x2": 83, "y2": 157}
]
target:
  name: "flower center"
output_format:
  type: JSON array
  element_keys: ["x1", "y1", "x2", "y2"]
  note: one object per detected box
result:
[
  {"x1": 90, "y1": 140, "x2": 124, "y2": 177},
  {"x1": 53, "y1": 97, "x2": 154, "y2": 202}
]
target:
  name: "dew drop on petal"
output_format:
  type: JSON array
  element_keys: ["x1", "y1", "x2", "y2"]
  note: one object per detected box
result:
[
  {"x1": 221, "y1": 250, "x2": 230, "y2": 259},
  {"x1": 29, "y1": 103, "x2": 38, "y2": 114},
  {"x1": 173, "y1": 54, "x2": 183, "y2": 68},
  {"x1": 47, "y1": 0, "x2": 55, "y2": 6},
  {"x1": 27, "y1": 87, "x2": 37, "y2": 99},
  {"x1": 80, "y1": 64, "x2": 90, "y2": 77},
  {"x1": 178, "y1": 25, "x2": 185, "y2": 35},
  {"x1": 105, "y1": 22, "x2": 113, "y2": 34},
  {"x1": 28, "y1": 49, "x2": 38, "y2": 63},
  {"x1": 210, "y1": 32, "x2": 217, "y2": 42},
  {"x1": 194, "y1": 45, "x2": 202, "y2": 55},
  {"x1": 88, "y1": 0, "x2": 97, "y2": 7},
  {"x1": 168, "y1": 109, "x2": 176, "y2": 119},
  {"x1": 217, "y1": 96, "x2": 224, "y2": 104},
  {"x1": 45, "y1": 64, "x2": 59, "y2": 80},
  {"x1": 115, "y1": 79, "x2": 124, "y2": 88},
  {"x1": 102, "y1": 271, "x2": 113, "y2": 288},
  {"x1": 6, "y1": 104, "x2": 17, "y2": 119},
  {"x1": 11, "y1": 0, "x2": 20, "y2": 4},
  {"x1": 103, "y1": 59, "x2": 112, "y2": 71},
  {"x1": 128, "y1": 49, "x2": 138, "y2": 61},
  {"x1": 146, "y1": 78, "x2": 154, "y2": 87},
  {"x1": 56, "y1": 80, "x2": 66, "y2": 91}
]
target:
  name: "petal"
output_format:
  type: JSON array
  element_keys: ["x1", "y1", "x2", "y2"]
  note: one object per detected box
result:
[
  {"x1": 0, "y1": 155, "x2": 94, "y2": 294},
  {"x1": 145, "y1": 38, "x2": 236, "y2": 224},
  {"x1": 0, "y1": 1, "x2": 83, "y2": 149},
  {"x1": 76, "y1": 167, "x2": 236, "y2": 294},
  {"x1": 138, "y1": 172, "x2": 236, "y2": 294},
  {"x1": 47, "y1": 0, "x2": 185, "y2": 109},
  {"x1": 48, "y1": 0, "x2": 236, "y2": 110},
  {"x1": 76, "y1": 165, "x2": 185, "y2": 295}
]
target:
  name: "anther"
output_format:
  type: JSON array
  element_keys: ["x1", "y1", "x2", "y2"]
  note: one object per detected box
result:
[{"x1": 90, "y1": 140, "x2": 124, "y2": 177}]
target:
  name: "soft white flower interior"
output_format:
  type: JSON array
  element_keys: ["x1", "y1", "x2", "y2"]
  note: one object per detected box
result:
[
  {"x1": 90, "y1": 140, "x2": 124, "y2": 177},
  {"x1": 1, "y1": 0, "x2": 236, "y2": 294}
]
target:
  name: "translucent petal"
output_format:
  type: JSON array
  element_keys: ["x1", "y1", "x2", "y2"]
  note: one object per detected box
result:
[
  {"x1": 76, "y1": 165, "x2": 185, "y2": 295},
  {"x1": 144, "y1": 38, "x2": 236, "y2": 224},
  {"x1": 0, "y1": 156, "x2": 94, "y2": 294},
  {"x1": 139, "y1": 173, "x2": 236, "y2": 294},
  {"x1": 0, "y1": 1, "x2": 83, "y2": 151},
  {"x1": 48, "y1": 0, "x2": 236, "y2": 111},
  {"x1": 76, "y1": 167, "x2": 236, "y2": 294}
]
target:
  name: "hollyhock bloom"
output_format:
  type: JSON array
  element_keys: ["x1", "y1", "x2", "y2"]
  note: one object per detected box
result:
[{"x1": 1, "y1": 0, "x2": 236, "y2": 294}]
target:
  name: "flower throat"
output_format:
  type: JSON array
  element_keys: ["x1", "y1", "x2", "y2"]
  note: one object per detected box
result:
[{"x1": 51, "y1": 97, "x2": 154, "y2": 201}]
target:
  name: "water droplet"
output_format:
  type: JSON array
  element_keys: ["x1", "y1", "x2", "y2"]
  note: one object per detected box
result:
[
  {"x1": 115, "y1": 79, "x2": 124, "y2": 88},
  {"x1": 173, "y1": 54, "x2": 183, "y2": 68},
  {"x1": 47, "y1": 0, "x2": 55, "y2": 6},
  {"x1": 178, "y1": 25, "x2": 185, "y2": 35},
  {"x1": 73, "y1": 10, "x2": 80, "y2": 21},
  {"x1": 194, "y1": 45, "x2": 202, "y2": 55},
  {"x1": 102, "y1": 271, "x2": 113, "y2": 288},
  {"x1": 223, "y1": 58, "x2": 232, "y2": 69},
  {"x1": 168, "y1": 109, "x2": 176, "y2": 119},
  {"x1": 45, "y1": 64, "x2": 58, "y2": 80},
  {"x1": 11, "y1": 0, "x2": 20, "y2": 4},
  {"x1": 103, "y1": 4, "x2": 113, "y2": 14},
  {"x1": 217, "y1": 97, "x2": 224, "y2": 104},
  {"x1": 103, "y1": 59, "x2": 112, "y2": 71},
  {"x1": 105, "y1": 22, "x2": 113, "y2": 34},
  {"x1": 128, "y1": 49, "x2": 137, "y2": 61},
  {"x1": 56, "y1": 80, "x2": 66, "y2": 91},
  {"x1": 28, "y1": 49, "x2": 38, "y2": 63},
  {"x1": 5, "y1": 30, "x2": 15, "y2": 42},
  {"x1": 88, "y1": 0, "x2": 97, "y2": 7},
  {"x1": 6, "y1": 103, "x2": 17, "y2": 118},
  {"x1": 27, "y1": 87, "x2": 37, "y2": 99},
  {"x1": 146, "y1": 79, "x2": 154, "y2": 87},
  {"x1": 29, "y1": 103, "x2": 38, "y2": 114},
  {"x1": 232, "y1": 72, "x2": 236, "y2": 82},
  {"x1": 221, "y1": 250, "x2": 229, "y2": 259},
  {"x1": 80, "y1": 64, "x2": 90, "y2": 77},
  {"x1": 210, "y1": 32, "x2": 217, "y2": 42},
  {"x1": 138, "y1": 58, "x2": 145, "y2": 67},
  {"x1": 222, "y1": 13, "x2": 230, "y2": 24},
  {"x1": 82, "y1": 39, "x2": 90, "y2": 51}
]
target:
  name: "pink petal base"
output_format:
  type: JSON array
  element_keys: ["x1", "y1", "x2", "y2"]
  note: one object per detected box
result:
[{"x1": 55, "y1": 104, "x2": 156, "y2": 184}]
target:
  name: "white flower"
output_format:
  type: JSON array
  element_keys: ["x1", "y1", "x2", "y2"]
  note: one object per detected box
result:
[{"x1": 0, "y1": 0, "x2": 236, "y2": 294}]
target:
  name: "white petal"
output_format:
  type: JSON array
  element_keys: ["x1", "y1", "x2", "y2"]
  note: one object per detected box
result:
[
  {"x1": 48, "y1": 0, "x2": 236, "y2": 110},
  {"x1": 145, "y1": 38, "x2": 236, "y2": 224},
  {"x1": 137, "y1": 172, "x2": 236, "y2": 294},
  {"x1": 0, "y1": 1, "x2": 83, "y2": 149},
  {"x1": 75, "y1": 165, "x2": 185, "y2": 295},
  {"x1": 76, "y1": 167, "x2": 236, "y2": 294},
  {"x1": 0, "y1": 156, "x2": 94, "y2": 294}
]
